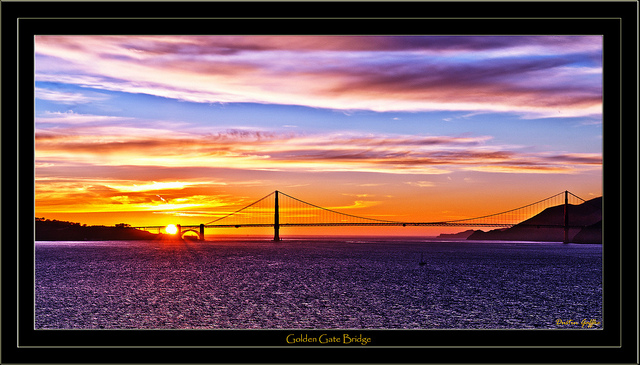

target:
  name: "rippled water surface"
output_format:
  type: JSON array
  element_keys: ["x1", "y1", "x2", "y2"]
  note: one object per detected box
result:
[{"x1": 35, "y1": 238, "x2": 602, "y2": 329}]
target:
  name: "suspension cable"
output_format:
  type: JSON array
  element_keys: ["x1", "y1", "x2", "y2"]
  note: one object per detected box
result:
[
  {"x1": 443, "y1": 191, "x2": 566, "y2": 223},
  {"x1": 278, "y1": 191, "x2": 403, "y2": 224},
  {"x1": 203, "y1": 190, "x2": 588, "y2": 226},
  {"x1": 567, "y1": 191, "x2": 586, "y2": 202},
  {"x1": 204, "y1": 191, "x2": 276, "y2": 225}
]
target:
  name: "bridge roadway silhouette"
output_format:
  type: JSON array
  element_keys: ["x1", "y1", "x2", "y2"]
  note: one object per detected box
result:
[{"x1": 134, "y1": 190, "x2": 588, "y2": 243}]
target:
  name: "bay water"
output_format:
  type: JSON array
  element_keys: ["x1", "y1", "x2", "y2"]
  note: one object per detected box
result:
[{"x1": 35, "y1": 238, "x2": 602, "y2": 329}]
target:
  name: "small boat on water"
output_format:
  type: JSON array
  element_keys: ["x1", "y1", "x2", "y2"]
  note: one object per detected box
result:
[{"x1": 419, "y1": 253, "x2": 427, "y2": 266}]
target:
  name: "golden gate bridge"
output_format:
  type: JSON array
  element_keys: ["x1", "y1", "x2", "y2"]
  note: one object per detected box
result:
[{"x1": 134, "y1": 190, "x2": 589, "y2": 243}]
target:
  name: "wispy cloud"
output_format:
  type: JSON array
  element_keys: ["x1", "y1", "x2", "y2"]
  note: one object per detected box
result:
[
  {"x1": 35, "y1": 35, "x2": 602, "y2": 118},
  {"x1": 36, "y1": 110, "x2": 127, "y2": 125},
  {"x1": 36, "y1": 87, "x2": 111, "y2": 105},
  {"x1": 35, "y1": 120, "x2": 602, "y2": 176},
  {"x1": 105, "y1": 181, "x2": 210, "y2": 192},
  {"x1": 405, "y1": 181, "x2": 436, "y2": 188},
  {"x1": 35, "y1": 176, "x2": 235, "y2": 214}
]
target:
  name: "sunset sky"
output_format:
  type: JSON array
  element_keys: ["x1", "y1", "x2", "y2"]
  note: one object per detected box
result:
[{"x1": 34, "y1": 36, "x2": 603, "y2": 236}]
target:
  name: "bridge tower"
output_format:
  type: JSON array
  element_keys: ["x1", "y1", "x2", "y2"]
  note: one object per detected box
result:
[
  {"x1": 563, "y1": 190, "x2": 569, "y2": 243},
  {"x1": 274, "y1": 190, "x2": 281, "y2": 241},
  {"x1": 200, "y1": 224, "x2": 205, "y2": 241}
]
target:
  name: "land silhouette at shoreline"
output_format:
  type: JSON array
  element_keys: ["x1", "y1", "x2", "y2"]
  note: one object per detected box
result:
[
  {"x1": 35, "y1": 218, "x2": 159, "y2": 241},
  {"x1": 463, "y1": 197, "x2": 602, "y2": 244}
]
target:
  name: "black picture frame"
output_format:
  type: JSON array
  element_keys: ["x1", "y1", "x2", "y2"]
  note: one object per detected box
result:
[{"x1": 2, "y1": 1, "x2": 636, "y2": 364}]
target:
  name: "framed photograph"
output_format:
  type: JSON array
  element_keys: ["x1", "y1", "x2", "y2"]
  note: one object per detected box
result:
[{"x1": 3, "y1": 1, "x2": 636, "y2": 363}]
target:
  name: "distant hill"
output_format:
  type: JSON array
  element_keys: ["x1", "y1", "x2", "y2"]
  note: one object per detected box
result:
[
  {"x1": 437, "y1": 229, "x2": 482, "y2": 239},
  {"x1": 466, "y1": 197, "x2": 602, "y2": 243},
  {"x1": 35, "y1": 218, "x2": 159, "y2": 241}
]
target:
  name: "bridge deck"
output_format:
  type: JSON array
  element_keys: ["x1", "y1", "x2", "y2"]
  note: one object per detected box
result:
[{"x1": 135, "y1": 223, "x2": 584, "y2": 229}]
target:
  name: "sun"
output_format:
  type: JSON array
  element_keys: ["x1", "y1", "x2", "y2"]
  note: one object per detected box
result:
[{"x1": 165, "y1": 224, "x2": 178, "y2": 234}]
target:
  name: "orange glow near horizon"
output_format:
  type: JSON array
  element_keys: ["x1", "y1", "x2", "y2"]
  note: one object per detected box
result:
[{"x1": 35, "y1": 176, "x2": 602, "y2": 237}]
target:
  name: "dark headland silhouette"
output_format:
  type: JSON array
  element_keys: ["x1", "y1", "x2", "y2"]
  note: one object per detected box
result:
[
  {"x1": 35, "y1": 218, "x2": 158, "y2": 241},
  {"x1": 439, "y1": 196, "x2": 602, "y2": 244}
]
